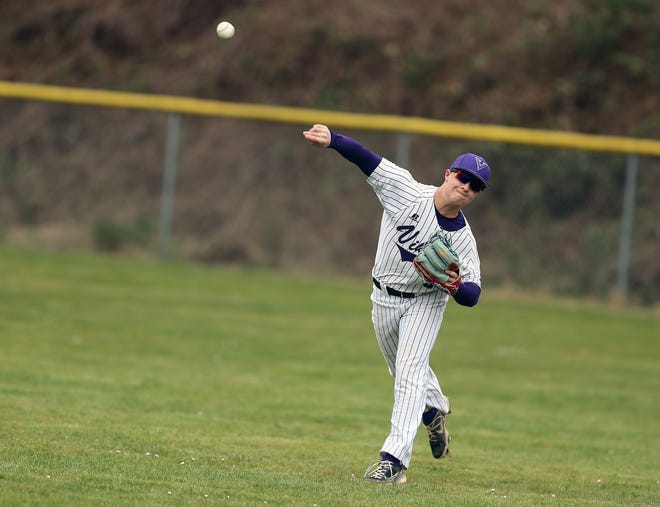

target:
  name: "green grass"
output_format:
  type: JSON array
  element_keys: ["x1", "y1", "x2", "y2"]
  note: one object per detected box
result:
[{"x1": 1, "y1": 246, "x2": 658, "y2": 506}]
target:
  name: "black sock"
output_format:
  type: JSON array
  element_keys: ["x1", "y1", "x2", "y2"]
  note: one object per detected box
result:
[
  {"x1": 380, "y1": 452, "x2": 401, "y2": 466},
  {"x1": 422, "y1": 407, "x2": 438, "y2": 426}
]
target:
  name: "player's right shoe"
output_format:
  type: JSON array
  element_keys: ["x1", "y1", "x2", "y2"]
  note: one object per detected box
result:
[
  {"x1": 363, "y1": 459, "x2": 407, "y2": 484},
  {"x1": 425, "y1": 401, "x2": 451, "y2": 459}
]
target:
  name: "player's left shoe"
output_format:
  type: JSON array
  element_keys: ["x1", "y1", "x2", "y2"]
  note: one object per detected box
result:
[{"x1": 425, "y1": 403, "x2": 451, "y2": 459}]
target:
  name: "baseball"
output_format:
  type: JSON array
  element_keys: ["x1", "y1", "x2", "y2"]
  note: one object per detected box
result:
[{"x1": 216, "y1": 21, "x2": 235, "y2": 39}]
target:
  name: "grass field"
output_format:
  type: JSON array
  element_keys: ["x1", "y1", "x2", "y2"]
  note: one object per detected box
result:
[{"x1": 1, "y1": 246, "x2": 658, "y2": 506}]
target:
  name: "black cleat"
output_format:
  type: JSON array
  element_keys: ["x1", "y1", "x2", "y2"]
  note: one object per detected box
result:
[
  {"x1": 363, "y1": 460, "x2": 407, "y2": 484},
  {"x1": 426, "y1": 406, "x2": 451, "y2": 459}
]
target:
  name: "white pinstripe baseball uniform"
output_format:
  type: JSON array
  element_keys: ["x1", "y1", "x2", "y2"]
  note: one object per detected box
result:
[
  {"x1": 368, "y1": 158, "x2": 481, "y2": 468},
  {"x1": 303, "y1": 125, "x2": 490, "y2": 477}
]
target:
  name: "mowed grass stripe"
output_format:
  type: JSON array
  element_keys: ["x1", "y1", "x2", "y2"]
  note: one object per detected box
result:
[{"x1": 0, "y1": 246, "x2": 657, "y2": 506}]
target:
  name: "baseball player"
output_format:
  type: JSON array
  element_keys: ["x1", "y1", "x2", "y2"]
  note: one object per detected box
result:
[{"x1": 303, "y1": 124, "x2": 491, "y2": 484}]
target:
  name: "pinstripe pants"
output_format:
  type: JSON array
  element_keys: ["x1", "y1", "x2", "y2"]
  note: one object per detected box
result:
[{"x1": 371, "y1": 286, "x2": 450, "y2": 468}]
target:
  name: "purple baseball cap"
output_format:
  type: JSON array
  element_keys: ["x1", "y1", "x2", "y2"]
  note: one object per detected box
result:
[{"x1": 450, "y1": 153, "x2": 491, "y2": 189}]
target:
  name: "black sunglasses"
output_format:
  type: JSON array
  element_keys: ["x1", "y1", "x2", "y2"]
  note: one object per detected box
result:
[{"x1": 450, "y1": 169, "x2": 485, "y2": 193}]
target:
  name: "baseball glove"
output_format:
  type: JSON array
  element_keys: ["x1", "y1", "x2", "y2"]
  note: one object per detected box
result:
[{"x1": 413, "y1": 231, "x2": 462, "y2": 295}]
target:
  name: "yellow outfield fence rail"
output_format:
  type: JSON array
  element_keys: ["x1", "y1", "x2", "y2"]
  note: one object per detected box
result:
[
  {"x1": 0, "y1": 80, "x2": 656, "y2": 300},
  {"x1": 1, "y1": 80, "x2": 660, "y2": 156}
]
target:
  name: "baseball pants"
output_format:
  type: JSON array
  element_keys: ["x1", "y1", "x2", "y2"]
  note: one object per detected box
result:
[{"x1": 371, "y1": 286, "x2": 450, "y2": 468}]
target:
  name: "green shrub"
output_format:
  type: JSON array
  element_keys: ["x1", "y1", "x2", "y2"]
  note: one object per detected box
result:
[{"x1": 91, "y1": 218, "x2": 153, "y2": 252}]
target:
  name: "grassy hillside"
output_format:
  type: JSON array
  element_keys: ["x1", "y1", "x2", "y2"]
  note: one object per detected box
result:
[
  {"x1": 1, "y1": 246, "x2": 657, "y2": 505},
  {"x1": 2, "y1": 0, "x2": 658, "y2": 135},
  {"x1": 1, "y1": 1, "x2": 659, "y2": 303}
]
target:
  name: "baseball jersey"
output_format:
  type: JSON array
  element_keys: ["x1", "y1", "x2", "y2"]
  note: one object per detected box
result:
[{"x1": 367, "y1": 158, "x2": 481, "y2": 295}]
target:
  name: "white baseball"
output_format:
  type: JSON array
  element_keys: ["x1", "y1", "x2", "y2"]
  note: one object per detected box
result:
[{"x1": 216, "y1": 21, "x2": 235, "y2": 39}]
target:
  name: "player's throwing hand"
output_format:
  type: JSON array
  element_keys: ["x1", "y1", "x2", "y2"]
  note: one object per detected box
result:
[{"x1": 303, "y1": 124, "x2": 331, "y2": 147}]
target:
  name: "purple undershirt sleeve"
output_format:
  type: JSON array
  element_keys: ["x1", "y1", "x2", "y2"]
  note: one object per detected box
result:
[
  {"x1": 328, "y1": 132, "x2": 382, "y2": 176},
  {"x1": 453, "y1": 281, "x2": 481, "y2": 307}
]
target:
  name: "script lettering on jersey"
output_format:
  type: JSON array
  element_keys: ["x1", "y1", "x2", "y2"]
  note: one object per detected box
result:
[{"x1": 396, "y1": 225, "x2": 427, "y2": 262}]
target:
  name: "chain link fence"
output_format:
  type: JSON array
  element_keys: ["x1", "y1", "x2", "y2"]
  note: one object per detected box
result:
[{"x1": 1, "y1": 87, "x2": 658, "y2": 305}]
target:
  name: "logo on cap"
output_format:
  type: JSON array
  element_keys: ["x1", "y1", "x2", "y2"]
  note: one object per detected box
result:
[{"x1": 476, "y1": 156, "x2": 488, "y2": 170}]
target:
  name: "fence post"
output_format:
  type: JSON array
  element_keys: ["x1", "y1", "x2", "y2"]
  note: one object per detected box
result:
[
  {"x1": 396, "y1": 132, "x2": 411, "y2": 168},
  {"x1": 158, "y1": 112, "x2": 181, "y2": 259},
  {"x1": 616, "y1": 153, "x2": 638, "y2": 299}
]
